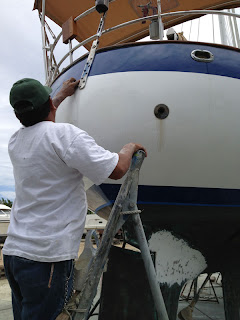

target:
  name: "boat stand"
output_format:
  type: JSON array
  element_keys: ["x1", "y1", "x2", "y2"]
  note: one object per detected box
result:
[
  {"x1": 178, "y1": 274, "x2": 214, "y2": 320},
  {"x1": 99, "y1": 246, "x2": 159, "y2": 320},
  {"x1": 57, "y1": 150, "x2": 169, "y2": 320},
  {"x1": 180, "y1": 273, "x2": 219, "y2": 304},
  {"x1": 222, "y1": 271, "x2": 240, "y2": 320}
]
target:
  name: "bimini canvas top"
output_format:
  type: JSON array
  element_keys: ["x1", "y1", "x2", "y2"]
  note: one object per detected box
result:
[{"x1": 34, "y1": 0, "x2": 239, "y2": 50}]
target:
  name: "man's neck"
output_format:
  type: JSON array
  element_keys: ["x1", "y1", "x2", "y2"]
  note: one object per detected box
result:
[{"x1": 44, "y1": 111, "x2": 55, "y2": 123}]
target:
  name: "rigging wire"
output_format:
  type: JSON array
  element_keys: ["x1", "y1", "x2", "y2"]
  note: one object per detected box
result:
[
  {"x1": 189, "y1": 20, "x2": 193, "y2": 40},
  {"x1": 181, "y1": 22, "x2": 183, "y2": 32},
  {"x1": 226, "y1": 11, "x2": 232, "y2": 46},
  {"x1": 228, "y1": 9, "x2": 237, "y2": 47},
  {"x1": 232, "y1": 8, "x2": 240, "y2": 48},
  {"x1": 197, "y1": 18, "x2": 200, "y2": 41},
  {"x1": 226, "y1": 10, "x2": 232, "y2": 45},
  {"x1": 212, "y1": 14, "x2": 215, "y2": 43}
]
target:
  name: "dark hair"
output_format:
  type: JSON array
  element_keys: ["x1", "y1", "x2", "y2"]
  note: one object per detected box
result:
[{"x1": 14, "y1": 98, "x2": 51, "y2": 127}]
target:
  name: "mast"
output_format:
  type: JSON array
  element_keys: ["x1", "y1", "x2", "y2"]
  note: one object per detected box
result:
[{"x1": 157, "y1": 0, "x2": 164, "y2": 40}]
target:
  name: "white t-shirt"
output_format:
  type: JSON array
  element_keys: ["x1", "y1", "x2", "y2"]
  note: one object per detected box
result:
[{"x1": 3, "y1": 121, "x2": 118, "y2": 262}]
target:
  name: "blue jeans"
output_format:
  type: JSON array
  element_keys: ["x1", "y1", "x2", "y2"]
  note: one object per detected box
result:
[{"x1": 3, "y1": 255, "x2": 74, "y2": 320}]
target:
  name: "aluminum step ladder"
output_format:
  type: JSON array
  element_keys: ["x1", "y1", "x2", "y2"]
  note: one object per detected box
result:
[{"x1": 58, "y1": 150, "x2": 169, "y2": 320}]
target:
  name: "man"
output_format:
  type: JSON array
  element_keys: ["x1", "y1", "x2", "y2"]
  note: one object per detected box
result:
[{"x1": 3, "y1": 77, "x2": 146, "y2": 320}]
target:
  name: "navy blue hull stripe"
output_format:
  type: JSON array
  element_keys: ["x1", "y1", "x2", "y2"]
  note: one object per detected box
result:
[
  {"x1": 95, "y1": 200, "x2": 240, "y2": 215},
  {"x1": 99, "y1": 184, "x2": 240, "y2": 207},
  {"x1": 51, "y1": 42, "x2": 240, "y2": 96}
]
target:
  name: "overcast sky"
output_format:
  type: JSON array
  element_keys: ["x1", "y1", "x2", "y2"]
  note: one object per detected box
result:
[
  {"x1": 0, "y1": 2, "x2": 239, "y2": 201},
  {"x1": 0, "y1": 1, "x2": 80, "y2": 200},
  {"x1": 0, "y1": 1, "x2": 43, "y2": 200}
]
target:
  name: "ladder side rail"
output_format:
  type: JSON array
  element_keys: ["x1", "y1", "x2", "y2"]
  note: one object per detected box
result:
[
  {"x1": 132, "y1": 213, "x2": 169, "y2": 320},
  {"x1": 73, "y1": 151, "x2": 146, "y2": 320}
]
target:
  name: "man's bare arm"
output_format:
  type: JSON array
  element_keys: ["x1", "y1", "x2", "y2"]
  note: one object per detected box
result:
[
  {"x1": 52, "y1": 78, "x2": 80, "y2": 108},
  {"x1": 109, "y1": 143, "x2": 147, "y2": 180}
]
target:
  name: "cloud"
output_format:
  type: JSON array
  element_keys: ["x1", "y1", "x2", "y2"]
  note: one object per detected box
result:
[
  {"x1": 0, "y1": 183, "x2": 15, "y2": 200},
  {"x1": 0, "y1": 1, "x2": 78, "y2": 200},
  {"x1": 0, "y1": 1, "x2": 41, "y2": 199},
  {"x1": 1, "y1": 5, "x2": 44, "y2": 80},
  {"x1": 0, "y1": 103, "x2": 21, "y2": 200},
  {"x1": 0, "y1": 191, "x2": 15, "y2": 201}
]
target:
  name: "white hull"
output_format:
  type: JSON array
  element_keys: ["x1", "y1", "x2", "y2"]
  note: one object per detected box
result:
[
  {"x1": 56, "y1": 71, "x2": 240, "y2": 190},
  {"x1": 84, "y1": 214, "x2": 107, "y2": 234},
  {"x1": 52, "y1": 41, "x2": 240, "y2": 320},
  {"x1": 0, "y1": 221, "x2": 9, "y2": 237}
]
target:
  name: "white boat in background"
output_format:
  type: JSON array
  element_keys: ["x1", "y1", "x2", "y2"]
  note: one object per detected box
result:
[
  {"x1": 84, "y1": 213, "x2": 107, "y2": 235},
  {"x1": 33, "y1": 0, "x2": 240, "y2": 319},
  {"x1": 0, "y1": 204, "x2": 11, "y2": 242}
]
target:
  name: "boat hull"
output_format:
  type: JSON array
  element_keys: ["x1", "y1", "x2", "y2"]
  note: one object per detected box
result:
[
  {"x1": 54, "y1": 42, "x2": 240, "y2": 195},
  {"x1": 52, "y1": 41, "x2": 240, "y2": 319},
  {"x1": 0, "y1": 221, "x2": 9, "y2": 237},
  {"x1": 0, "y1": 220, "x2": 10, "y2": 243},
  {"x1": 53, "y1": 40, "x2": 240, "y2": 266}
]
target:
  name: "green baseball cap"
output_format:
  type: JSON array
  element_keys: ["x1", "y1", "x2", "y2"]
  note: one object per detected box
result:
[{"x1": 9, "y1": 78, "x2": 52, "y2": 114}]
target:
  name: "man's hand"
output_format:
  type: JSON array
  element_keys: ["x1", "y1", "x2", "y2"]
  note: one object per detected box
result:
[
  {"x1": 119, "y1": 143, "x2": 147, "y2": 159},
  {"x1": 60, "y1": 78, "x2": 80, "y2": 97},
  {"x1": 132, "y1": 143, "x2": 147, "y2": 157},
  {"x1": 109, "y1": 143, "x2": 147, "y2": 180},
  {"x1": 52, "y1": 78, "x2": 80, "y2": 108}
]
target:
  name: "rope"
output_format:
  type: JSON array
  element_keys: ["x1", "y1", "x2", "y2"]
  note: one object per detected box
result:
[{"x1": 120, "y1": 210, "x2": 141, "y2": 215}]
